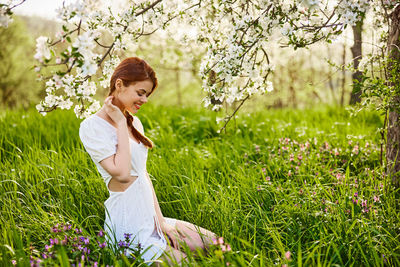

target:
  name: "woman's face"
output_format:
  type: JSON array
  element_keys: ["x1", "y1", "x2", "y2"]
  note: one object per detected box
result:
[{"x1": 113, "y1": 79, "x2": 153, "y2": 114}]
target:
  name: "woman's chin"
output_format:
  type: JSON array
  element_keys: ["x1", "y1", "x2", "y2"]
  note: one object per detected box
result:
[{"x1": 126, "y1": 107, "x2": 137, "y2": 114}]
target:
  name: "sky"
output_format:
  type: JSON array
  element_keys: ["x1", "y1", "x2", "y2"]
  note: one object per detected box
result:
[
  {"x1": 13, "y1": 0, "x2": 125, "y2": 20},
  {"x1": 13, "y1": 0, "x2": 74, "y2": 20}
]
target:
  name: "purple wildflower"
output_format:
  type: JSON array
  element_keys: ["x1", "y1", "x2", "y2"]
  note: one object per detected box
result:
[
  {"x1": 124, "y1": 233, "x2": 132, "y2": 240},
  {"x1": 98, "y1": 230, "x2": 104, "y2": 237},
  {"x1": 83, "y1": 247, "x2": 90, "y2": 254},
  {"x1": 118, "y1": 241, "x2": 127, "y2": 248},
  {"x1": 49, "y1": 238, "x2": 58, "y2": 245},
  {"x1": 98, "y1": 241, "x2": 107, "y2": 248}
]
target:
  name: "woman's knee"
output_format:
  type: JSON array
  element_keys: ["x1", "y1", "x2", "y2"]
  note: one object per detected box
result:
[
  {"x1": 157, "y1": 245, "x2": 187, "y2": 266},
  {"x1": 175, "y1": 220, "x2": 217, "y2": 251}
]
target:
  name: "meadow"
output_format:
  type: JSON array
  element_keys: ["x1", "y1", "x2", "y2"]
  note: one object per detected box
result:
[{"x1": 0, "y1": 105, "x2": 399, "y2": 266}]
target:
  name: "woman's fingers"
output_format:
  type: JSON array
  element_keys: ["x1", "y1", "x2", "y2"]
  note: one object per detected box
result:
[
  {"x1": 178, "y1": 229, "x2": 186, "y2": 238},
  {"x1": 168, "y1": 233, "x2": 177, "y2": 249},
  {"x1": 105, "y1": 96, "x2": 114, "y2": 107},
  {"x1": 168, "y1": 229, "x2": 181, "y2": 250}
]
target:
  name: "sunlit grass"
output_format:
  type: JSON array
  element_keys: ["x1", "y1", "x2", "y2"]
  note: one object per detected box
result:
[{"x1": 0, "y1": 104, "x2": 399, "y2": 266}]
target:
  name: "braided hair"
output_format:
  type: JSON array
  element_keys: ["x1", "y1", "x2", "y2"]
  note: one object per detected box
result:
[{"x1": 108, "y1": 57, "x2": 158, "y2": 149}]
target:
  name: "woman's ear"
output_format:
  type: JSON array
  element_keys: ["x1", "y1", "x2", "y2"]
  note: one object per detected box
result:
[{"x1": 115, "y1": 78, "x2": 123, "y2": 93}]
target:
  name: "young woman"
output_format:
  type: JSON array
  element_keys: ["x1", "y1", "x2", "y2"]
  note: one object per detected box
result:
[{"x1": 79, "y1": 57, "x2": 217, "y2": 266}]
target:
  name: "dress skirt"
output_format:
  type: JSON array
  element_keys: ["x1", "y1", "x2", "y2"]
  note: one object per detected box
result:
[
  {"x1": 104, "y1": 170, "x2": 177, "y2": 266},
  {"x1": 141, "y1": 217, "x2": 177, "y2": 264}
]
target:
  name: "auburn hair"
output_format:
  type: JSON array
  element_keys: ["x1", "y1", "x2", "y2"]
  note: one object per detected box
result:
[{"x1": 108, "y1": 57, "x2": 157, "y2": 149}]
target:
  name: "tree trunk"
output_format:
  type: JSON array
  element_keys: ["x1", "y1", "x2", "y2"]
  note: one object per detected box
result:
[
  {"x1": 340, "y1": 42, "x2": 346, "y2": 106},
  {"x1": 386, "y1": 5, "x2": 400, "y2": 187},
  {"x1": 326, "y1": 45, "x2": 337, "y2": 104},
  {"x1": 176, "y1": 68, "x2": 182, "y2": 106},
  {"x1": 349, "y1": 19, "x2": 363, "y2": 105}
]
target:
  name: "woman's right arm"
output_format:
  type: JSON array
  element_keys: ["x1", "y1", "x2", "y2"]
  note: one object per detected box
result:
[{"x1": 98, "y1": 96, "x2": 132, "y2": 183}]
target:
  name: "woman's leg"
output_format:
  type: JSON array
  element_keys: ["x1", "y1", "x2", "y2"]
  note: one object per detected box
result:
[
  {"x1": 173, "y1": 219, "x2": 217, "y2": 256},
  {"x1": 152, "y1": 245, "x2": 187, "y2": 266}
]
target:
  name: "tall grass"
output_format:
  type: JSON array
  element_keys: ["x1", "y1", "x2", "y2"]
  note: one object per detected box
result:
[{"x1": 0, "y1": 104, "x2": 399, "y2": 266}]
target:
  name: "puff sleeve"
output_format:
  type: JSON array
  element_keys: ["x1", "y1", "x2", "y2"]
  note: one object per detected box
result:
[{"x1": 79, "y1": 118, "x2": 117, "y2": 163}]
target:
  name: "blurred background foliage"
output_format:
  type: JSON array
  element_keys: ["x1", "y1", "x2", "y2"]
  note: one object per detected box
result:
[{"x1": 0, "y1": 15, "x2": 361, "y2": 115}]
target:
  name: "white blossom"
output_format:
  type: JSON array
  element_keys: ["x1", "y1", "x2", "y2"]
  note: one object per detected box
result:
[
  {"x1": 0, "y1": 6, "x2": 12, "y2": 28},
  {"x1": 34, "y1": 36, "x2": 51, "y2": 61},
  {"x1": 25, "y1": 0, "x2": 382, "y2": 122}
]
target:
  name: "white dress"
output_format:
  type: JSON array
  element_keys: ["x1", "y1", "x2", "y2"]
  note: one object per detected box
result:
[{"x1": 79, "y1": 114, "x2": 175, "y2": 265}]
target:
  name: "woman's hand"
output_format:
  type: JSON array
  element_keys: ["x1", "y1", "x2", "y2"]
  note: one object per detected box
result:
[
  {"x1": 161, "y1": 222, "x2": 186, "y2": 250},
  {"x1": 103, "y1": 96, "x2": 126, "y2": 126}
]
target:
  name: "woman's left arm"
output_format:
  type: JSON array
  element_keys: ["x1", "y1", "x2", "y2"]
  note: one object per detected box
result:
[
  {"x1": 135, "y1": 117, "x2": 179, "y2": 238},
  {"x1": 145, "y1": 171, "x2": 166, "y2": 226},
  {"x1": 145, "y1": 171, "x2": 185, "y2": 249}
]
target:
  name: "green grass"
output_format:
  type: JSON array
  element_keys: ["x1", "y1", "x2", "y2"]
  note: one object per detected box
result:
[{"x1": 0, "y1": 104, "x2": 399, "y2": 266}]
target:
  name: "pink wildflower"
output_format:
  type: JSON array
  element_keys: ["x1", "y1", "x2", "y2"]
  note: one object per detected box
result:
[
  {"x1": 361, "y1": 200, "x2": 367, "y2": 207},
  {"x1": 333, "y1": 148, "x2": 339, "y2": 156},
  {"x1": 324, "y1": 142, "x2": 329, "y2": 150},
  {"x1": 285, "y1": 251, "x2": 291, "y2": 260},
  {"x1": 352, "y1": 145, "x2": 359, "y2": 155},
  {"x1": 306, "y1": 141, "x2": 311, "y2": 148}
]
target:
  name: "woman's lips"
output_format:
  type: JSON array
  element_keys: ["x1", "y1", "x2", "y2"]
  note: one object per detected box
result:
[{"x1": 135, "y1": 104, "x2": 140, "y2": 109}]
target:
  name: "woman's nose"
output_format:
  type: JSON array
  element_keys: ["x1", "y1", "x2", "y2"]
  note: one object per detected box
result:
[{"x1": 141, "y1": 95, "x2": 148, "y2": 103}]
